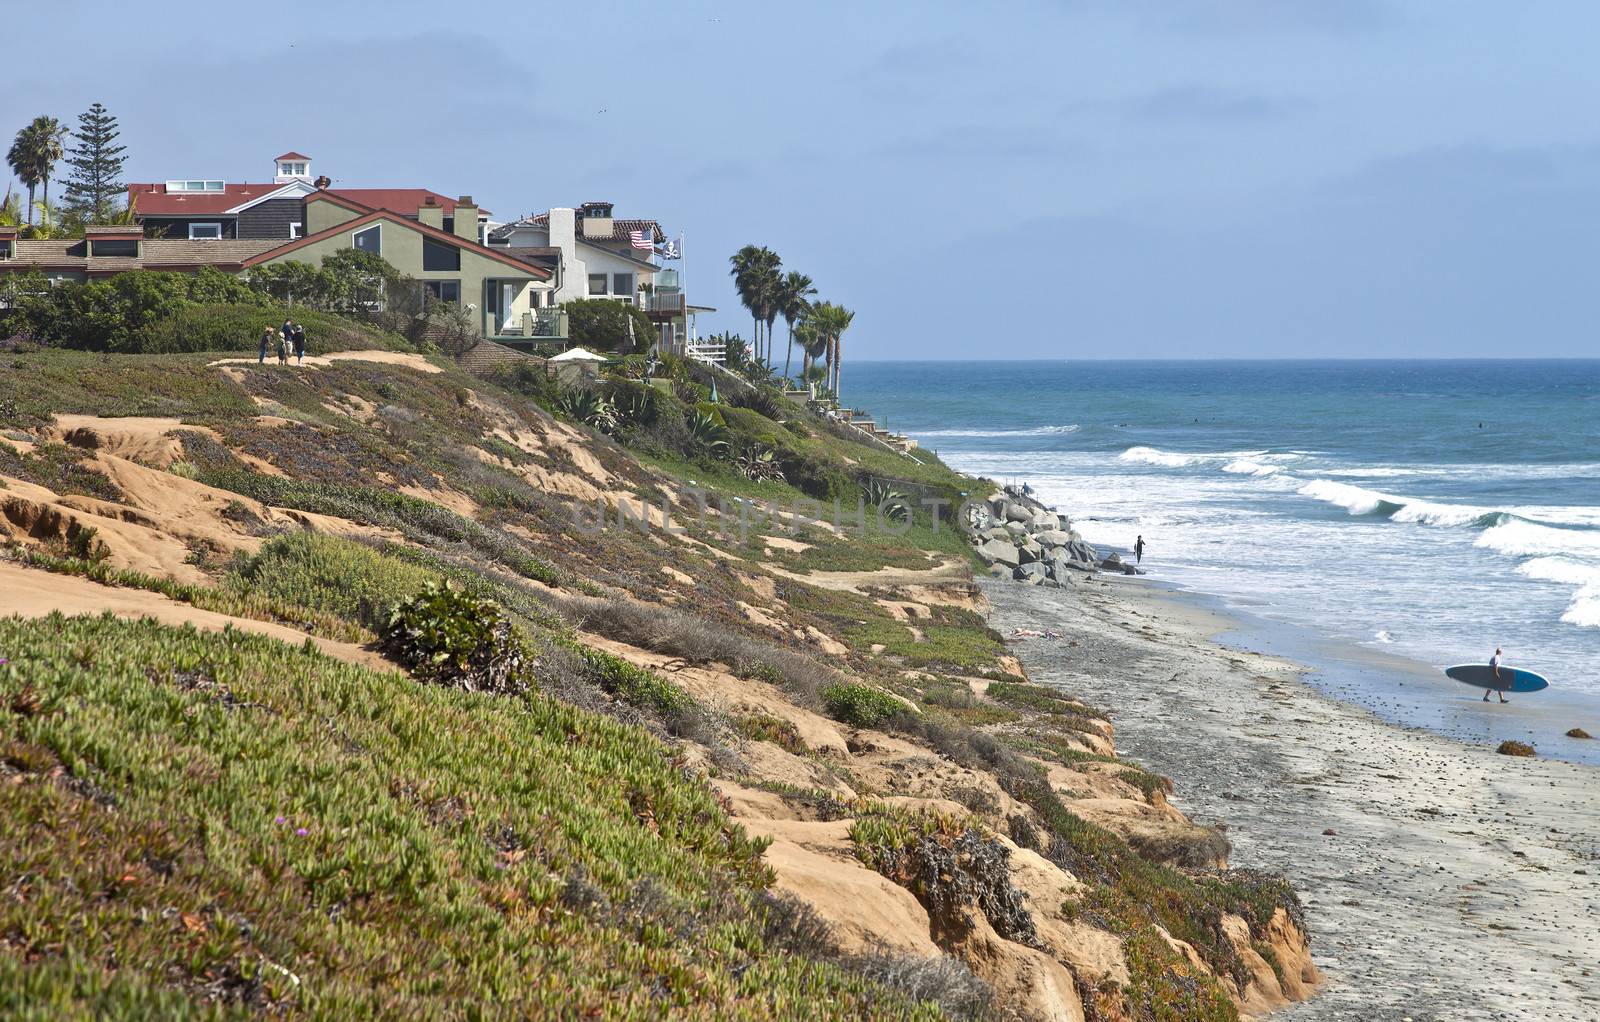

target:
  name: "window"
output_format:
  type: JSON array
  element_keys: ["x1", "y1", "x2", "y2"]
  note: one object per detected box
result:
[
  {"x1": 188, "y1": 222, "x2": 223, "y2": 240},
  {"x1": 422, "y1": 237, "x2": 461, "y2": 271},
  {"x1": 289, "y1": 222, "x2": 303, "y2": 239},
  {"x1": 166, "y1": 180, "x2": 225, "y2": 193},
  {"x1": 0, "y1": 240, "x2": 11, "y2": 260},
  {"x1": 587, "y1": 273, "x2": 608, "y2": 295},
  {"x1": 353, "y1": 225, "x2": 381, "y2": 254},
  {"x1": 442, "y1": 215, "x2": 455, "y2": 235},
  {"x1": 613, "y1": 273, "x2": 634, "y2": 299},
  {"x1": 424, "y1": 280, "x2": 460, "y2": 304},
  {"x1": 89, "y1": 239, "x2": 139, "y2": 257}
]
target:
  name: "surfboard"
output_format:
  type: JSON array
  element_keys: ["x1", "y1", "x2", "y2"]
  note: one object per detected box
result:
[{"x1": 1444, "y1": 664, "x2": 1549, "y2": 694}]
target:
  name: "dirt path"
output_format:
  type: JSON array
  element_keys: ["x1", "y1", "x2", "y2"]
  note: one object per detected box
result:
[
  {"x1": 984, "y1": 575, "x2": 1600, "y2": 1022},
  {"x1": 207, "y1": 350, "x2": 441, "y2": 374},
  {"x1": 0, "y1": 561, "x2": 393, "y2": 673}
]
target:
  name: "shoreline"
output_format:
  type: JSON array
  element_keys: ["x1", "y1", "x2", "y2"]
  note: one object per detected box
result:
[
  {"x1": 1090, "y1": 549, "x2": 1600, "y2": 769},
  {"x1": 982, "y1": 572, "x2": 1600, "y2": 1020}
]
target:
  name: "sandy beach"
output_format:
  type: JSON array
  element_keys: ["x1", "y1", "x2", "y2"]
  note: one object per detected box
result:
[{"x1": 983, "y1": 573, "x2": 1600, "y2": 1021}]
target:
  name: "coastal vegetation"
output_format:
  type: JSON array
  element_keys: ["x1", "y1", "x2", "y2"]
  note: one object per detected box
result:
[
  {"x1": 5, "y1": 102, "x2": 128, "y2": 233},
  {"x1": 0, "y1": 304, "x2": 1314, "y2": 1018},
  {"x1": 728, "y1": 245, "x2": 854, "y2": 396}
]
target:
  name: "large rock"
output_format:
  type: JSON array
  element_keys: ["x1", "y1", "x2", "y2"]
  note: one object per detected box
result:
[
  {"x1": 1003, "y1": 502, "x2": 1032, "y2": 524},
  {"x1": 1013, "y1": 562, "x2": 1047, "y2": 584},
  {"x1": 1018, "y1": 539, "x2": 1044, "y2": 564},
  {"x1": 1028, "y1": 510, "x2": 1058, "y2": 532},
  {"x1": 1033, "y1": 529, "x2": 1073, "y2": 548},
  {"x1": 977, "y1": 539, "x2": 1021, "y2": 568},
  {"x1": 1003, "y1": 520, "x2": 1029, "y2": 540},
  {"x1": 1065, "y1": 539, "x2": 1099, "y2": 564},
  {"x1": 984, "y1": 526, "x2": 1014, "y2": 544}
]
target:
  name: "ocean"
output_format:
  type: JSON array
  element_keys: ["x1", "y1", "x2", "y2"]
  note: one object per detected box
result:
[{"x1": 846, "y1": 360, "x2": 1600, "y2": 756}]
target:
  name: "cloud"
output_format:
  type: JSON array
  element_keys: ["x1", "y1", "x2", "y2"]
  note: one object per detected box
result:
[{"x1": 1125, "y1": 85, "x2": 1309, "y2": 122}]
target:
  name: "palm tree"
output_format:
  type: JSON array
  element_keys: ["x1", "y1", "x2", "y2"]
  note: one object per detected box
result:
[
  {"x1": 728, "y1": 245, "x2": 781, "y2": 362},
  {"x1": 776, "y1": 271, "x2": 816, "y2": 382},
  {"x1": 7, "y1": 116, "x2": 67, "y2": 228},
  {"x1": 8, "y1": 131, "x2": 42, "y2": 226},
  {"x1": 806, "y1": 302, "x2": 856, "y2": 399},
  {"x1": 34, "y1": 117, "x2": 66, "y2": 216}
]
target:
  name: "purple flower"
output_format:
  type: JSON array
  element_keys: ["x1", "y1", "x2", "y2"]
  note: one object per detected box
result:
[
  {"x1": 295, "y1": 828, "x2": 309, "y2": 837},
  {"x1": 274, "y1": 816, "x2": 287, "y2": 825}
]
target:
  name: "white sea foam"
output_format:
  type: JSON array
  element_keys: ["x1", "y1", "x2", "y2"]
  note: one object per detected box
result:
[
  {"x1": 1517, "y1": 558, "x2": 1600, "y2": 629},
  {"x1": 1297, "y1": 479, "x2": 1392, "y2": 515},
  {"x1": 1119, "y1": 446, "x2": 1267, "y2": 468},
  {"x1": 1374, "y1": 630, "x2": 1396, "y2": 644},
  {"x1": 1477, "y1": 521, "x2": 1600, "y2": 558},
  {"x1": 1222, "y1": 459, "x2": 1283, "y2": 477},
  {"x1": 1297, "y1": 479, "x2": 1496, "y2": 526}
]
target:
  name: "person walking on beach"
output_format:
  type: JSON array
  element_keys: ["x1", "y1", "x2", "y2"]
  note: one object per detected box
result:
[
  {"x1": 1134, "y1": 535, "x2": 1146, "y2": 564},
  {"x1": 258, "y1": 327, "x2": 273, "y2": 364},
  {"x1": 1485, "y1": 646, "x2": 1508, "y2": 703},
  {"x1": 292, "y1": 322, "x2": 306, "y2": 364}
]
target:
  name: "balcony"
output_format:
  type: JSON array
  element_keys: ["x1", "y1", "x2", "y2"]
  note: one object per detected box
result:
[
  {"x1": 490, "y1": 308, "x2": 568, "y2": 346},
  {"x1": 644, "y1": 291, "x2": 686, "y2": 317}
]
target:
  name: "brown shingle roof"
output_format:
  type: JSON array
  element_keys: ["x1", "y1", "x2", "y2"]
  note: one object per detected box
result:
[{"x1": 5, "y1": 238, "x2": 286, "y2": 273}]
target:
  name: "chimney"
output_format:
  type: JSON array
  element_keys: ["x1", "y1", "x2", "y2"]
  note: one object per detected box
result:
[
  {"x1": 548, "y1": 208, "x2": 581, "y2": 304},
  {"x1": 418, "y1": 195, "x2": 444, "y2": 230},
  {"x1": 453, "y1": 195, "x2": 478, "y2": 241}
]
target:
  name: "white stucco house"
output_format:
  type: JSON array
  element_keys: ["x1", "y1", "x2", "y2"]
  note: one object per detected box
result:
[{"x1": 488, "y1": 202, "x2": 713, "y2": 355}]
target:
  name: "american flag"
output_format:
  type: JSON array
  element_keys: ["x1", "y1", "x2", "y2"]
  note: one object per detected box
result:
[{"x1": 629, "y1": 226, "x2": 655, "y2": 250}]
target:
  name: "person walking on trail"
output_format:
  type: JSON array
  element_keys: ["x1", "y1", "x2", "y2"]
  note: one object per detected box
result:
[
  {"x1": 276, "y1": 328, "x2": 289, "y2": 365},
  {"x1": 292, "y1": 323, "x2": 306, "y2": 365},
  {"x1": 1485, "y1": 646, "x2": 1508, "y2": 703},
  {"x1": 258, "y1": 327, "x2": 274, "y2": 364},
  {"x1": 1134, "y1": 535, "x2": 1146, "y2": 564}
]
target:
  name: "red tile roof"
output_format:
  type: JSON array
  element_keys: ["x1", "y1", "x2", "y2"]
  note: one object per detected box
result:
[
  {"x1": 126, "y1": 182, "x2": 290, "y2": 216},
  {"x1": 275, "y1": 151, "x2": 312, "y2": 161},
  {"x1": 127, "y1": 183, "x2": 488, "y2": 219}
]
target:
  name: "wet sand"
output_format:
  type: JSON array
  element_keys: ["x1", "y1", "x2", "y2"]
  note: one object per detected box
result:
[{"x1": 983, "y1": 574, "x2": 1600, "y2": 1021}]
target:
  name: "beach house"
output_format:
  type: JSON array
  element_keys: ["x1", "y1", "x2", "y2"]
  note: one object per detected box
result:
[
  {"x1": 489, "y1": 202, "x2": 713, "y2": 355},
  {"x1": 127, "y1": 152, "x2": 491, "y2": 243},
  {"x1": 240, "y1": 191, "x2": 557, "y2": 342}
]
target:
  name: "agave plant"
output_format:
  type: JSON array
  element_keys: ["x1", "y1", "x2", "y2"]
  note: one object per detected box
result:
[
  {"x1": 613, "y1": 389, "x2": 655, "y2": 427},
  {"x1": 735, "y1": 445, "x2": 785, "y2": 483},
  {"x1": 864, "y1": 479, "x2": 910, "y2": 524},
  {"x1": 557, "y1": 388, "x2": 618, "y2": 433},
  {"x1": 687, "y1": 411, "x2": 731, "y2": 456}
]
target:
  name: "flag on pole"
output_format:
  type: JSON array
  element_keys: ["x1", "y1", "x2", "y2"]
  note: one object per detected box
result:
[
  {"x1": 661, "y1": 235, "x2": 682, "y2": 260},
  {"x1": 629, "y1": 226, "x2": 655, "y2": 250}
]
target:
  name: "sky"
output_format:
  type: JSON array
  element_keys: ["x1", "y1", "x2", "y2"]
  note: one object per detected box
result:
[{"x1": 7, "y1": 0, "x2": 1600, "y2": 359}]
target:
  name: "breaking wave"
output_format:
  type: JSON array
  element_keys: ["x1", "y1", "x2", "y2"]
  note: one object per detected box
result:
[
  {"x1": 1517, "y1": 558, "x2": 1600, "y2": 629},
  {"x1": 1222, "y1": 459, "x2": 1282, "y2": 477},
  {"x1": 1296, "y1": 479, "x2": 1508, "y2": 528},
  {"x1": 1118, "y1": 446, "x2": 1268, "y2": 468}
]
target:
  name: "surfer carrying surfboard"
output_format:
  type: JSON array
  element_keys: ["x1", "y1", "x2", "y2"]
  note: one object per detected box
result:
[{"x1": 1484, "y1": 647, "x2": 1507, "y2": 703}]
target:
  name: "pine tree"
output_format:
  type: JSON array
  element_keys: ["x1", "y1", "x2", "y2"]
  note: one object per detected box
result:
[{"x1": 62, "y1": 102, "x2": 127, "y2": 222}]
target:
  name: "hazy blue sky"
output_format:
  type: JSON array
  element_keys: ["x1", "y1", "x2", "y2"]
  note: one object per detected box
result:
[{"x1": 8, "y1": 1, "x2": 1600, "y2": 358}]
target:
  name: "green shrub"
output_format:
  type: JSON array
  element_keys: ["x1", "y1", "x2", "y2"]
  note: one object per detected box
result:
[
  {"x1": 131, "y1": 304, "x2": 413, "y2": 355},
  {"x1": 564, "y1": 298, "x2": 655, "y2": 353},
  {"x1": 822, "y1": 683, "x2": 905, "y2": 729},
  {"x1": 569, "y1": 644, "x2": 697, "y2": 720},
  {"x1": 380, "y1": 581, "x2": 531, "y2": 694},
  {"x1": 225, "y1": 532, "x2": 438, "y2": 629}
]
